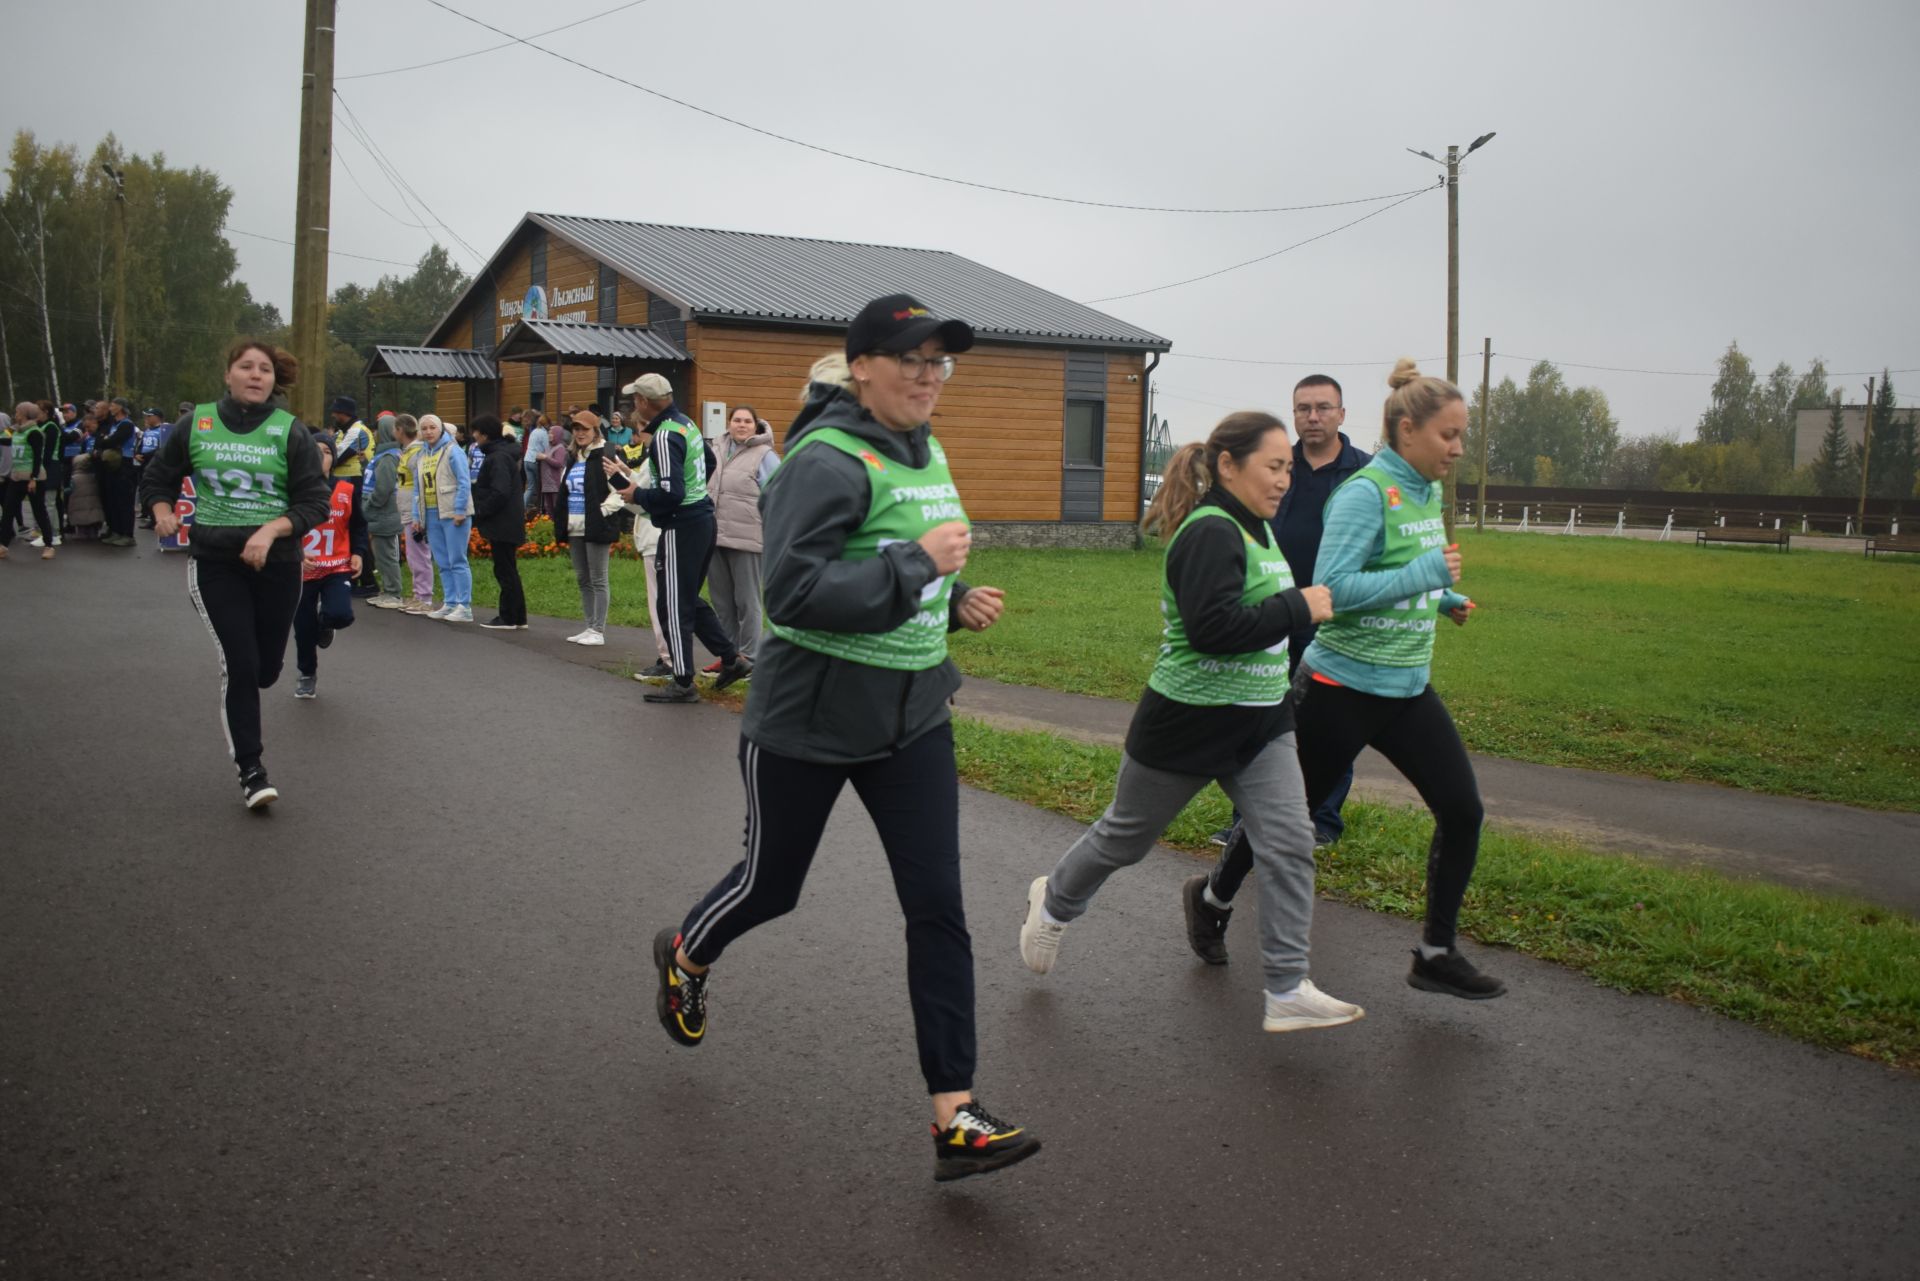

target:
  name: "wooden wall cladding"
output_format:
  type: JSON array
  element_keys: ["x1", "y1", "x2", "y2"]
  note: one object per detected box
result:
[{"x1": 1104, "y1": 352, "x2": 1145, "y2": 521}]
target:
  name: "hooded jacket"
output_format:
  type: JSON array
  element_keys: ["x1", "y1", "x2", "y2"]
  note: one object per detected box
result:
[
  {"x1": 710, "y1": 426, "x2": 778, "y2": 552},
  {"x1": 137, "y1": 396, "x2": 332, "y2": 563},
  {"x1": 740, "y1": 383, "x2": 975, "y2": 765},
  {"x1": 471, "y1": 436, "x2": 528, "y2": 546},
  {"x1": 362, "y1": 417, "x2": 405, "y2": 537}
]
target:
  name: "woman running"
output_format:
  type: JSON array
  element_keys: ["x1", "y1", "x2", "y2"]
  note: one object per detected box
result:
[
  {"x1": 1204, "y1": 359, "x2": 1502, "y2": 999},
  {"x1": 1017, "y1": 411, "x2": 1363, "y2": 1033},
  {"x1": 649, "y1": 294, "x2": 1037, "y2": 1183},
  {"x1": 139, "y1": 339, "x2": 331, "y2": 808}
]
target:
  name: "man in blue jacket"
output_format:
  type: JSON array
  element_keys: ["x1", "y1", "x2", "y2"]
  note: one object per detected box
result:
[{"x1": 1273, "y1": 374, "x2": 1370, "y2": 845}]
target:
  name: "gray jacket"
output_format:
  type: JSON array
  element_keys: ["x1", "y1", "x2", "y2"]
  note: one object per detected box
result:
[{"x1": 740, "y1": 384, "x2": 973, "y2": 765}]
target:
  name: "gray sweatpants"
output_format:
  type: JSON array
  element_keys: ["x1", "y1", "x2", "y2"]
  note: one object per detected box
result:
[
  {"x1": 708, "y1": 547, "x2": 764, "y2": 658},
  {"x1": 569, "y1": 540, "x2": 610, "y2": 632},
  {"x1": 370, "y1": 530, "x2": 402, "y2": 599},
  {"x1": 1043, "y1": 733, "x2": 1318, "y2": 992}
]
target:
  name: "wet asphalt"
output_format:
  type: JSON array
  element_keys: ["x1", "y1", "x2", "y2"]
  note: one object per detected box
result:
[{"x1": 2, "y1": 544, "x2": 1916, "y2": 1280}]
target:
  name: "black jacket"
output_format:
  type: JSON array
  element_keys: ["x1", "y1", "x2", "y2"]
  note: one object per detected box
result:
[
  {"x1": 1125, "y1": 485, "x2": 1313, "y2": 777},
  {"x1": 137, "y1": 397, "x2": 332, "y2": 563},
  {"x1": 551, "y1": 441, "x2": 620, "y2": 546},
  {"x1": 623, "y1": 404, "x2": 716, "y2": 531},
  {"x1": 471, "y1": 437, "x2": 527, "y2": 546},
  {"x1": 740, "y1": 383, "x2": 975, "y2": 765},
  {"x1": 1272, "y1": 432, "x2": 1371, "y2": 584}
]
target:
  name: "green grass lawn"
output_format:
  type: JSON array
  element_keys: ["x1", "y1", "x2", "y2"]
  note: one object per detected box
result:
[
  {"x1": 952, "y1": 533, "x2": 1920, "y2": 811},
  {"x1": 460, "y1": 531, "x2": 1920, "y2": 810},
  {"x1": 953, "y1": 718, "x2": 1920, "y2": 1070}
]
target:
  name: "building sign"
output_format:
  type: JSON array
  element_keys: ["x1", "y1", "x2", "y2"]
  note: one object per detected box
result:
[{"x1": 498, "y1": 281, "x2": 598, "y2": 339}]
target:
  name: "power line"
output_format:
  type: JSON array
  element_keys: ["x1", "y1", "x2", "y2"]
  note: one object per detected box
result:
[
  {"x1": 418, "y1": 0, "x2": 1435, "y2": 217},
  {"x1": 330, "y1": 129, "x2": 438, "y2": 232},
  {"x1": 227, "y1": 228, "x2": 421, "y2": 269},
  {"x1": 331, "y1": 92, "x2": 486, "y2": 265},
  {"x1": 337, "y1": 0, "x2": 654, "y2": 80},
  {"x1": 1167, "y1": 351, "x2": 1446, "y2": 368},
  {"x1": 1084, "y1": 185, "x2": 1438, "y2": 303},
  {"x1": 1493, "y1": 352, "x2": 1920, "y2": 378}
]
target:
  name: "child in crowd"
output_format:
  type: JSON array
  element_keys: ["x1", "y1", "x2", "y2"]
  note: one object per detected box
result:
[{"x1": 293, "y1": 432, "x2": 369, "y2": 699}]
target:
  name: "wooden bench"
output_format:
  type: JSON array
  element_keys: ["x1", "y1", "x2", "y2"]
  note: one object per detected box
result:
[
  {"x1": 1865, "y1": 535, "x2": 1920, "y2": 558},
  {"x1": 1696, "y1": 526, "x2": 1790, "y2": 551}
]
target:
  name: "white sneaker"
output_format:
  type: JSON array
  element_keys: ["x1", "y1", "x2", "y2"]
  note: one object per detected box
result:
[
  {"x1": 565, "y1": 629, "x2": 590, "y2": 643},
  {"x1": 1262, "y1": 980, "x2": 1365, "y2": 1033},
  {"x1": 369, "y1": 594, "x2": 404, "y2": 610},
  {"x1": 1019, "y1": 875, "x2": 1066, "y2": 975},
  {"x1": 426, "y1": 605, "x2": 452, "y2": 620},
  {"x1": 575, "y1": 629, "x2": 605, "y2": 646},
  {"x1": 443, "y1": 605, "x2": 473, "y2": 623}
]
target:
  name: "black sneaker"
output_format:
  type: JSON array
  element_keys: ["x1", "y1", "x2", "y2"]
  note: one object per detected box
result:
[
  {"x1": 635, "y1": 660, "x2": 673, "y2": 680},
  {"x1": 653, "y1": 928, "x2": 708, "y2": 1047},
  {"x1": 351, "y1": 584, "x2": 379, "y2": 598},
  {"x1": 644, "y1": 681, "x2": 700, "y2": 704},
  {"x1": 317, "y1": 624, "x2": 334, "y2": 650},
  {"x1": 478, "y1": 616, "x2": 516, "y2": 630},
  {"x1": 1208, "y1": 826, "x2": 1234, "y2": 848},
  {"x1": 932, "y1": 1100, "x2": 1041, "y2": 1183},
  {"x1": 1181, "y1": 875, "x2": 1231, "y2": 965},
  {"x1": 240, "y1": 767, "x2": 278, "y2": 810},
  {"x1": 711, "y1": 655, "x2": 752, "y2": 690},
  {"x1": 1408, "y1": 947, "x2": 1507, "y2": 1000}
]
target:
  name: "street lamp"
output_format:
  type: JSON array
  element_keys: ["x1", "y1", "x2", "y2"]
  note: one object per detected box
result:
[{"x1": 101, "y1": 163, "x2": 128, "y2": 397}]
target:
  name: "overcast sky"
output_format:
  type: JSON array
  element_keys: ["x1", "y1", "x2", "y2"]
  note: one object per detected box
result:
[{"x1": 5, "y1": 0, "x2": 1916, "y2": 443}]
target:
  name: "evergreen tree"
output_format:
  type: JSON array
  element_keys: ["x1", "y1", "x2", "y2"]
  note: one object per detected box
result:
[
  {"x1": 1811, "y1": 394, "x2": 1857, "y2": 498},
  {"x1": 1867, "y1": 373, "x2": 1915, "y2": 500}
]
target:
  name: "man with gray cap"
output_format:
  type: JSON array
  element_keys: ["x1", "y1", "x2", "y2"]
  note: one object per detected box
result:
[{"x1": 606, "y1": 372, "x2": 747, "y2": 701}]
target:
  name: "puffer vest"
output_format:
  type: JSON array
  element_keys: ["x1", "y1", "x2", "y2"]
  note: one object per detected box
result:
[{"x1": 711, "y1": 431, "x2": 775, "y2": 552}]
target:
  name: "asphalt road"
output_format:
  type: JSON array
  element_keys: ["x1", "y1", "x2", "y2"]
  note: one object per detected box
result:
[{"x1": 4, "y1": 544, "x2": 1917, "y2": 1280}]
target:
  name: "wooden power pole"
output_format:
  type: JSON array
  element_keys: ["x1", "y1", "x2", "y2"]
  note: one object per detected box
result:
[
  {"x1": 1856, "y1": 376, "x2": 1876, "y2": 533},
  {"x1": 1443, "y1": 144, "x2": 1460, "y2": 535},
  {"x1": 102, "y1": 165, "x2": 128, "y2": 397},
  {"x1": 1476, "y1": 336, "x2": 1492, "y2": 530},
  {"x1": 289, "y1": 0, "x2": 336, "y2": 426}
]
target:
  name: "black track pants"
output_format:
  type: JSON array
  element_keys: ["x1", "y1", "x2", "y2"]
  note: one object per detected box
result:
[
  {"x1": 490, "y1": 538, "x2": 527, "y2": 624},
  {"x1": 678, "y1": 724, "x2": 976, "y2": 1095},
  {"x1": 656, "y1": 514, "x2": 737, "y2": 685},
  {"x1": 186, "y1": 556, "x2": 303, "y2": 773},
  {"x1": 1211, "y1": 676, "x2": 1485, "y2": 948},
  {"x1": 0, "y1": 479, "x2": 54, "y2": 544}
]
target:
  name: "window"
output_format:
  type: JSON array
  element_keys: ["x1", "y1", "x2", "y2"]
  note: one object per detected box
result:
[{"x1": 1065, "y1": 400, "x2": 1105, "y2": 467}]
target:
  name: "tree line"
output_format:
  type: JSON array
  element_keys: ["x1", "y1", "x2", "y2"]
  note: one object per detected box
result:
[{"x1": 1, "y1": 130, "x2": 467, "y2": 419}]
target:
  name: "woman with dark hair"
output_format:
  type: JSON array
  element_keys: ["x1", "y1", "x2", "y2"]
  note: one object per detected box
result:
[
  {"x1": 1018, "y1": 409, "x2": 1363, "y2": 1035},
  {"x1": 647, "y1": 294, "x2": 1037, "y2": 1183},
  {"x1": 140, "y1": 339, "x2": 332, "y2": 808},
  {"x1": 706, "y1": 404, "x2": 779, "y2": 662},
  {"x1": 469, "y1": 414, "x2": 528, "y2": 630},
  {"x1": 1205, "y1": 359, "x2": 1502, "y2": 1000}
]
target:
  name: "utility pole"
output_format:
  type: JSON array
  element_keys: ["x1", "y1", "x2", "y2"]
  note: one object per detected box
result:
[
  {"x1": 101, "y1": 164, "x2": 128, "y2": 397},
  {"x1": 289, "y1": 0, "x2": 336, "y2": 426},
  {"x1": 1856, "y1": 376, "x2": 1876, "y2": 533},
  {"x1": 1476, "y1": 336, "x2": 1492, "y2": 530},
  {"x1": 1409, "y1": 133, "x2": 1493, "y2": 536}
]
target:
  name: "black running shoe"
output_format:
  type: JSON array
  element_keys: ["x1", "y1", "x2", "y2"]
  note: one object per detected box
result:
[
  {"x1": 1208, "y1": 826, "x2": 1233, "y2": 848},
  {"x1": 240, "y1": 767, "x2": 278, "y2": 810},
  {"x1": 478, "y1": 616, "x2": 517, "y2": 630},
  {"x1": 653, "y1": 928, "x2": 708, "y2": 1046},
  {"x1": 1182, "y1": 874, "x2": 1231, "y2": 965},
  {"x1": 635, "y1": 660, "x2": 673, "y2": 680},
  {"x1": 932, "y1": 1100, "x2": 1041, "y2": 1183},
  {"x1": 317, "y1": 624, "x2": 334, "y2": 650},
  {"x1": 644, "y1": 682, "x2": 700, "y2": 704},
  {"x1": 712, "y1": 655, "x2": 752, "y2": 690},
  {"x1": 1408, "y1": 947, "x2": 1507, "y2": 1000}
]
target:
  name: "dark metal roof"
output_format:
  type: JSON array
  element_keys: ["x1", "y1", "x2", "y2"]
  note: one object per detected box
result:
[
  {"x1": 365, "y1": 345, "x2": 497, "y2": 380},
  {"x1": 530, "y1": 214, "x2": 1171, "y2": 352},
  {"x1": 493, "y1": 319, "x2": 692, "y2": 364}
]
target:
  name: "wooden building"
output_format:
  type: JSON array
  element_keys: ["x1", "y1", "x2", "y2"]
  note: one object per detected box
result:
[{"x1": 371, "y1": 214, "x2": 1172, "y2": 545}]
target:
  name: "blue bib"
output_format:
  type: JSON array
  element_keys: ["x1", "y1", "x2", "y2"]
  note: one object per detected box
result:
[{"x1": 566, "y1": 459, "x2": 586, "y2": 516}]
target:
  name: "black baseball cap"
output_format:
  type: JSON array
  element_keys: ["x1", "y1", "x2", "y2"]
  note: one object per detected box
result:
[{"x1": 844, "y1": 293, "x2": 974, "y2": 361}]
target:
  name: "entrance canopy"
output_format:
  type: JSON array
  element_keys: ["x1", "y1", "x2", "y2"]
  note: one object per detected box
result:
[
  {"x1": 364, "y1": 345, "x2": 499, "y2": 381},
  {"x1": 493, "y1": 319, "x2": 691, "y2": 365}
]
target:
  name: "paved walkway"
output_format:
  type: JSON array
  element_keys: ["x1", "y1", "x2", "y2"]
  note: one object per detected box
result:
[
  {"x1": 952, "y1": 677, "x2": 1920, "y2": 917},
  {"x1": 2, "y1": 544, "x2": 1915, "y2": 1280}
]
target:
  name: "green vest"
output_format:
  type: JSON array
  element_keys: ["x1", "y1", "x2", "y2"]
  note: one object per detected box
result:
[
  {"x1": 660, "y1": 415, "x2": 708, "y2": 506},
  {"x1": 1146, "y1": 506, "x2": 1295, "y2": 707},
  {"x1": 765, "y1": 427, "x2": 967, "y2": 672},
  {"x1": 186, "y1": 402, "x2": 296, "y2": 527},
  {"x1": 1311, "y1": 463, "x2": 1448, "y2": 668},
  {"x1": 9, "y1": 420, "x2": 46, "y2": 479}
]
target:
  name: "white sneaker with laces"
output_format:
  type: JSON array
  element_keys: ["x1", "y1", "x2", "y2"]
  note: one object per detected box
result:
[
  {"x1": 575, "y1": 629, "x2": 605, "y2": 646},
  {"x1": 1262, "y1": 979, "x2": 1365, "y2": 1033},
  {"x1": 427, "y1": 605, "x2": 452, "y2": 620},
  {"x1": 443, "y1": 604, "x2": 474, "y2": 623},
  {"x1": 565, "y1": 629, "x2": 591, "y2": 643},
  {"x1": 1019, "y1": 875, "x2": 1066, "y2": 975}
]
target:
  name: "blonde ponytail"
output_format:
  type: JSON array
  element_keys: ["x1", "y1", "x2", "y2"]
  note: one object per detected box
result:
[
  {"x1": 1381, "y1": 357, "x2": 1463, "y2": 451},
  {"x1": 802, "y1": 352, "x2": 853, "y2": 401}
]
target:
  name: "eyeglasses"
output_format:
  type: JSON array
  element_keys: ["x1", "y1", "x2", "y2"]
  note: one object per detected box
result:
[
  {"x1": 1294, "y1": 402, "x2": 1343, "y2": 417},
  {"x1": 882, "y1": 352, "x2": 957, "y2": 382}
]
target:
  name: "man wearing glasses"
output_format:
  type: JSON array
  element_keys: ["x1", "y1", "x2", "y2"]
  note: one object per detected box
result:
[{"x1": 1274, "y1": 374, "x2": 1370, "y2": 846}]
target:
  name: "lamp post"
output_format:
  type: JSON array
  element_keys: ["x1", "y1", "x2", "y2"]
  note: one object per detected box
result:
[{"x1": 101, "y1": 163, "x2": 128, "y2": 397}]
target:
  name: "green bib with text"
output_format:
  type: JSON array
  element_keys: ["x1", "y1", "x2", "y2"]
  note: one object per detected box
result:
[
  {"x1": 186, "y1": 403, "x2": 295, "y2": 527},
  {"x1": 1311, "y1": 463, "x2": 1447, "y2": 668},
  {"x1": 660, "y1": 417, "x2": 708, "y2": 506},
  {"x1": 766, "y1": 427, "x2": 966, "y2": 671},
  {"x1": 1147, "y1": 506, "x2": 1295, "y2": 706}
]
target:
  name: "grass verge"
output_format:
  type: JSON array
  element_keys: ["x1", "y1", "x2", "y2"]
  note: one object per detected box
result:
[{"x1": 951, "y1": 717, "x2": 1920, "y2": 1070}]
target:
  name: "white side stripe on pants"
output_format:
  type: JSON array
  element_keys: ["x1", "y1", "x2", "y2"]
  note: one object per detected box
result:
[
  {"x1": 661, "y1": 526, "x2": 686, "y2": 675},
  {"x1": 184, "y1": 558, "x2": 238, "y2": 766},
  {"x1": 683, "y1": 740, "x2": 764, "y2": 956}
]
